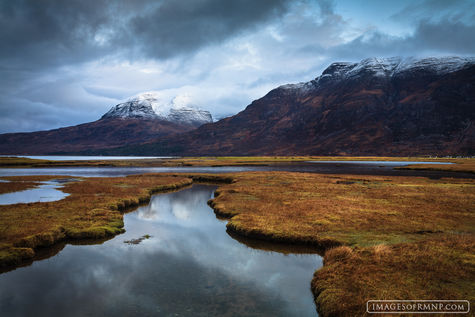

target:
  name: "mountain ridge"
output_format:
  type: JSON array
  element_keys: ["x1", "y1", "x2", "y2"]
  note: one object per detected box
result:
[
  {"x1": 95, "y1": 56, "x2": 475, "y2": 156},
  {"x1": 0, "y1": 56, "x2": 473, "y2": 156}
]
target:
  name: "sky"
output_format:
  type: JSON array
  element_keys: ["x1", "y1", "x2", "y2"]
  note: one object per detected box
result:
[{"x1": 0, "y1": 0, "x2": 474, "y2": 133}]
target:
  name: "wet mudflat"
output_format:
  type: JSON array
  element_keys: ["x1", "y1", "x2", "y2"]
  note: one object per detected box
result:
[{"x1": 0, "y1": 185, "x2": 321, "y2": 317}]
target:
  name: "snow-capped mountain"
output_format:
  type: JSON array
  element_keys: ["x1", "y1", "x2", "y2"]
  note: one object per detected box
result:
[
  {"x1": 110, "y1": 56, "x2": 474, "y2": 156},
  {"x1": 280, "y1": 56, "x2": 475, "y2": 94},
  {"x1": 101, "y1": 92, "x2": 213, "y2": 127},
  {"x1": 0, "y1": 92, "x2": 212, "y2": 154}
]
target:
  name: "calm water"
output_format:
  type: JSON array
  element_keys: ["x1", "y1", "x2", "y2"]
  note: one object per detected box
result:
[
  {"x1": 0, "y1": 185, "x2": 321, "y2": 316},
  {"x1": 0, "y1": 161, "x2": 470, "y2": 180},
  {"x1": 0, "y1": 180, "x2": 69, "y2": 205},
  {"x1": 0, "y1": 166, "x2": 264, "y2": 177}
]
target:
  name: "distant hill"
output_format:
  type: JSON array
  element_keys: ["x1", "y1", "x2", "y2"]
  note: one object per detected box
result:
[{"x1": 0, "y1": 92, "x2": 213, "y2": 154}]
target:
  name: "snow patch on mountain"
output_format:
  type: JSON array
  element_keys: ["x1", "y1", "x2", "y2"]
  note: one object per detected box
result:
[
  {"x1": 276, "y1": 56, "x2": 475, "y2": 96},
  {"x1": 101, "y1": 92, "x2": 213, "y2": 126},
  {"x1": 102, "y1": 98, "x2": 158, "y2": 120},
  {"x1": 278, "y1": 82, "x2": 315, "y2": 93},
  {"x1": 319, "y1": 56, "x2": 475, "y2": 82}
]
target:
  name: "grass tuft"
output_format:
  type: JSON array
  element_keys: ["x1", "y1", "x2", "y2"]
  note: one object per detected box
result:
[{"x1": 323, "y1": 246, "x2": 354, "y2": 265}]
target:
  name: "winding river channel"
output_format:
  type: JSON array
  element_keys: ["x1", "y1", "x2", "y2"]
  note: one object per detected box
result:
[{"x1": 0, "y1": 185, "x2": 321, "y2": 316}]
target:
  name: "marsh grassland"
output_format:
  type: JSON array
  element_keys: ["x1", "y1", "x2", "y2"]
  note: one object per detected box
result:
[
  {"x1": 0, "y1": 168, "x2": 474, "y2": 316},
  {"x1": 208, "y1": 172, "x2": 475, "y2": 316},
  {"x1": 2, "y1": 156, "x2": 473, "y2": 170}
]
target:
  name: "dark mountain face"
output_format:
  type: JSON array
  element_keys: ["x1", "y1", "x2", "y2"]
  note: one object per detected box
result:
[
  {"x1": 112, "y1": 57, "x2": 475, "y2": 156},
  {"x1": 0, "y1": 118, "x2": 197, "y2": 155}
]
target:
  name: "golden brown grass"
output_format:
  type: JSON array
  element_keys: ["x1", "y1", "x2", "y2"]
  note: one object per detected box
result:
[
  {"x1": 0, "y1": 155, "x2": 340, "y2": 168},
  {"x1": 312, "y1": 235, "x2": 475, "y2": 316},
  {"x1": 0, "y1": 174, "x2": 193, "y2": 267},
  {"x1": 206, "y1": 171, "x2": 475, "y2": 316},
  {"x1": 210, "y1": 172, "x2": 474, "y2": 247},
  {"x1": 0, "y1": 156, "x2": 164, "y2": 168},
  {"x1": 0, "y1": 155, "x2": 463, "y2": 168},
  {"x1": 0, "y1": 157, "x2": 51, "y2": 167},
  {"x1": 131, "y1": 156, "x2": 462, "y2": 167}
]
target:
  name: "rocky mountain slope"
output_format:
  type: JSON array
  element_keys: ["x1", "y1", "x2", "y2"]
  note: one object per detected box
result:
[
  {"x1": 108, "y1": 56, "x2": 475, "y2": 156},
  {"x1": 0, "y1": 93, "x2": 212, "y2": 154}
]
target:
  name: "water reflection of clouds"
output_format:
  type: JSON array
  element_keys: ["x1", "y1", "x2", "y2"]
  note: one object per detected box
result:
[
  {"x1": 0, "y1": 185, "x2": 321, "y2": 316},
  {"x1": 129, "y1": 186, "x2": 321, "y2": 314},
  {"x1": 135, "y1": 188, "x2": 218, "y2": 226}
]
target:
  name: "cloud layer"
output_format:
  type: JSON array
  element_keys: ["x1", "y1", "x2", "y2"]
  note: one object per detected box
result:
[{"x1": 0, "y1": 0, "x2": 474, "y2": 133}]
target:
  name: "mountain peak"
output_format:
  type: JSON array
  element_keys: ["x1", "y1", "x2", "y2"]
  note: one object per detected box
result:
[
  {"x1": 318, "y1": 56, "x2": 475, "y2": 82},
  {"x1": 276, "y1": 56, "x2": 475, "y2": 96},
  {"x1": 101, "y1": 92, "x2": 213, "y2": 127},
  {"x1": 101, "y1": 96, "x2": 158, "y2": 120}
]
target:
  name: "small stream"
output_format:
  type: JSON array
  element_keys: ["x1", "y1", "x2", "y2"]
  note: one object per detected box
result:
[{"x1": 0, "y1": 185, "x2": 322, "y2": 316}]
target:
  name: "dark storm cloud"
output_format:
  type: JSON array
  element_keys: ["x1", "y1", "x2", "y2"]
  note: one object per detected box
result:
[
  {"x1": 1, "y1": 0, "x2": 474, "y2": 134},
  {"x1": 327, "y1": 18, "x2": 475, "y2": 62},
  {"x1": 0, "y1": 0, "x2": 288, "y2": 70},
  {"x1": 412, "y1": 19, "x2": 475, "y2": 54},
  {"x1": 391, "y1": 0, "x2": 474, "y2": 23},
  {"x1": 0, "y1": 0, "x2": 114, "y2": 69},
  {"x1": 127, "y1": 0, "x2": 289, "y2": 59}
]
